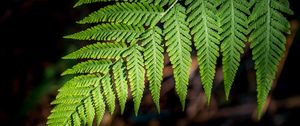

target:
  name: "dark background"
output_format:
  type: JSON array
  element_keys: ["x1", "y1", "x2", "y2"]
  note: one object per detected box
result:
[{"x1": 0, "y1": 0, "x2": 300, "y2": 126}]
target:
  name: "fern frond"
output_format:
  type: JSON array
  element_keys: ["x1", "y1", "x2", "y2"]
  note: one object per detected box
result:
[
  {"x1": 101, "y1": 74, "x2": 116, "y2": 114},
  {"x1": 141, "y1": 27, "x2": 163, "y2": 112},
  {"x1": 123, "y1": 44, "x2": 145, "y2": 115},
  {"x1": 186, "y1": 0, "x2": 221, "y2": 103},
  {"x1": 61, "y1": 60, "x2": 112, "y2": 75},
  {"x1": 49, "y1": 0, "x2": 294, "y2": 124},
  {"x1": 162, "y1": 3, "x2": 192, "y2": 109},
  {"x1": 63, "y1": 42, "x2": 127, "y2": 60},
  {"x1": 78, "y1": 2, "x2": 164, "y2": 27},
  {"x1": 47, "y1": 75, "x2": 102, "y2": 126},
  {"x1": 219, "y1": 0, "x2": 250, "y2": 99},
  {"x1": 64, "y1": 23, "x2": 145, "y2": 42},
  {"x1": 112, "y1": 60, "x2": 128, "y2": 114},
  {"x1": 249, "y1": 0, "x2": 293, "y2": 118}
]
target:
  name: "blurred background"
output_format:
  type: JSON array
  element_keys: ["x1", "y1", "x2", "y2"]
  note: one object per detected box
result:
[{"x1": 1, "y1": 0, "x2": 300, "y2": 126}]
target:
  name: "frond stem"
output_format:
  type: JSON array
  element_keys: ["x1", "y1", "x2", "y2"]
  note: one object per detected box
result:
[{"x1": 161, "y1": 0, "x2": 178, "y2": 17}]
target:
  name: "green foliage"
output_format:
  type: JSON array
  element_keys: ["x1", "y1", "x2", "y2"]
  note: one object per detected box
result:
[
  {"x1": 101, "y1": 74, "x2": 116, "y2": 114},
  {"x1": 63, "y1": 42, "x2": 127, "y2": 59},
  {"x1": 48, "y1": 0, "x2": 293, "y2": 125},
  {"x1": 249, "y1": 0, "x2": 293, "y2": 118},
  {"x1": 141, "y1": 27, "x2": 164, "y2": 112},
  {"x1": 186, "y1": 0, "x2": 221, "y2": 103},
  {"x1": 61, "y1": 60, "x2": 112, "y2": 75},
  {"x1": 162, "y1": 3, "x2": 192, "y2": 109},
  {"x1": 78, "y1": 2, "x2": 164, "y2": 27},
  {"x1": 219, "y1": 0, "x2": 250, "y2": 99},
  {"x1": 64, "y1": 23, "x2": 145, "y2": 42},
  {"x1": 112, "y1": 60, "x2": 128, "y2": 114},
  {"x1": 122, "y1": 44, "x2": 145, "y2": 115}
]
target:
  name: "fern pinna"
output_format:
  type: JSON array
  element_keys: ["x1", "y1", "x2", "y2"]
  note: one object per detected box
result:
[{"x1": 47, "y1": 0, "x2": 293, "y2": 125}]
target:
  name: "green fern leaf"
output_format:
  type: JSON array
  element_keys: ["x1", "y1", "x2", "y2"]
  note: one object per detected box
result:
[
  {"x1": 61, "y1": 60, "x2": 112, "y2": 75},
  {"x1": 91, "y1": 86, "x2": 106, "y2": 126},
  {"x1": 71, "y1": 112, "x2": 81, "y2": 126},
  {"x1": 141, "y1": 27, "x2": 163, "y2": 112},
  {"x1": 47, "y1": 75, "x2": 102, "y2": 125},
  {"x1": 101, "y1": 74, "x2": 116, "y2": 114},
  {"x1": 58, "y1": 75, "x2": 101, "y2": 92},
  {"x1": 162, "y1": 3, "x2": 192, "y2": 109},
  {"x1": 64, "y1": 23, "x2": 145, "y2": 42},
  {"x1": 123, "y1": 44, "x2": 145, "y2": 115},
  {"x1": 78, "y1": 2, "x2": 164, "y2": 27},
  {"x1": 249, "y1": 0, "x2": 293, "y2": 118},
  {"x1": 112, "y1": 60, "x2": 128, "y2": 114},
  {"x1": 63, "y1": 42, "x2": 127, "y2": 60},
  {"x1": 186, "y1": 0, "x2": 221, "y2": 103},
  {"x1": 219, "y1": 0, "x2": 250, "y2": 99},
  {"x1": 77, "y1": 105, "x2": 87, "y2": 124},
  {"x1": 83, "y1": 97, "x2": 95, "y2": 126}
]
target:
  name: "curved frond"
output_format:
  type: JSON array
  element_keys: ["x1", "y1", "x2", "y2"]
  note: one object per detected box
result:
[
  {"x1": 49, "y1": 0, "x2": 294, "y2": 124},
  {"x1": 63, "y1": 42, "x2": 128, "y2": 60},
  {"x1": 186, "y1": 0, "x2": 221, "y2": 103},
  {"x1": 78, "y1": 2, "x2": 164, "y2": 27},
  {"x1": 219, "y1": 0, "x2": 250, "y2": 99},
  {"x1": 112, "y1": 60, "x2": 129, "y2": 114},
  {"x1": 62, "y1": 60, "x2": 112, "y2": 75},
  {"x1": 249, "y1": 0, "x2": 293, "y2": 118},
  {"x1": 123, "y1": 44, "x2": 145, "y2": 115},
  {"x1": 64, "y1": 23, "x2": 145, "y2": 42},
  {"x1": 141, "y1": 27, "x2": 164, "y2": 112},
  {"x1": 162, "y1": 3, "x2": 192, "y2": 109}
]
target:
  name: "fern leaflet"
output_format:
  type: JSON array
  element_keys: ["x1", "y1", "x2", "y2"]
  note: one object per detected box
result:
[
  {"x1": 162, "y1": 3, "x2": 192, "y2": 109},
  {"x1": 123, "y1": 44, "x2": 145, "y2": 115},
  {"x1": 78, "y1": 2, "x2": 164, "y2": 27},
  {"x1": 64, "y1": 23, "x2": 145, "y2": 42},
  {"x1": 101, "y1": 74, "x2": 116, "y2": 114},
  {"x1": 61, "y1": 60, "x2": 112, "y2": 75},
  {"x1": 63, "y1": 42, "x2": 127, "y2": 60},
  {"x1": 112, "y1": 60, "x2": 129, "y2": 114},
  {"x1": 91, "y1": 86, "x2": 106, "y2": 126},
  {"x1": 249, "y1": 0, "x2": 293, "y2": 118},
  {"x1": 219, "y1": 0, "x2": 250, "y2": 99},
  {"x1": 186, "y1": 0, "x2": 221, "y2": 103},
  {"x1": 141, "y1": 27, "x2": 164, "y2": 112}
]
